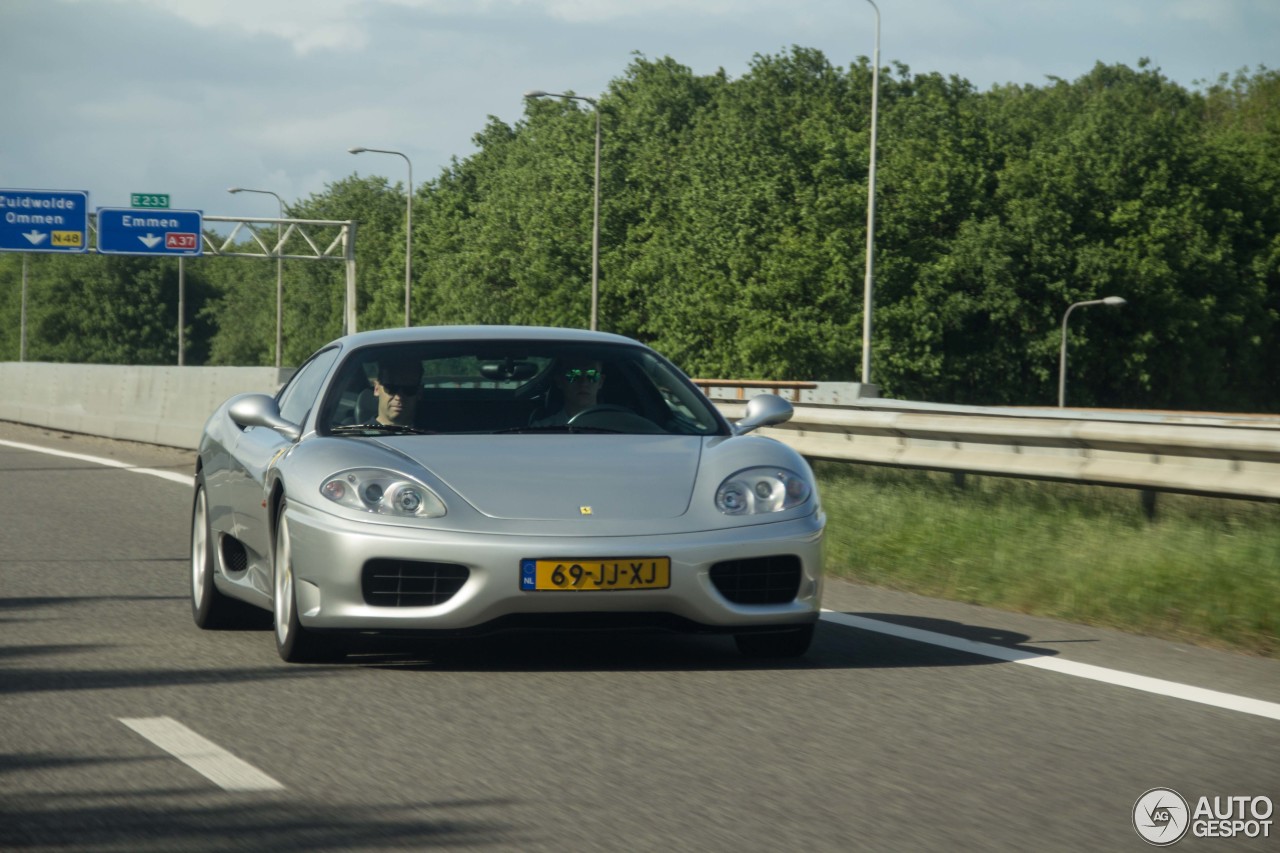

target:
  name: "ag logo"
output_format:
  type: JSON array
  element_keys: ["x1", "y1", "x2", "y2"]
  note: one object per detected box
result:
[{"x1": 1134, "y1": 788, "x2": 1190, "y2": 846}]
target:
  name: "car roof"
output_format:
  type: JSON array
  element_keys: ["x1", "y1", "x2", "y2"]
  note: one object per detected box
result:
[{"x1": 328, "y1": 325, "x2": 645, "y2": 350}]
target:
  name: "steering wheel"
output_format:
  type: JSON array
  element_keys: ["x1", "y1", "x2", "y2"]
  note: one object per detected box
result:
[{"x1": 567, "y1": 404, "x2": 632, "y2": 425}]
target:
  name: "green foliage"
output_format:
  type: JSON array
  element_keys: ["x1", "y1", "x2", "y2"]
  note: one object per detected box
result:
[
  {"x1": 200, "y1": 257, "x2": 276, "y2": 366},
  {"x1": 816, "y1": 462, "x2": 1280, "y2": 656},
  {"x1": 290, "y1": 174, "x2": 406, "y2": 337},
  {"x1": 4, "y1": 53, "x2": 1276, "y2": 412},
  {"x1": 421, "y1": 108, "x2": 599, "y2": 328},
  {"x1": 0, "y1": 251, "x2": 214, "y2": 364},
  {"x1": 640, "y1": 49, "x2": 869, "y2": 378}
]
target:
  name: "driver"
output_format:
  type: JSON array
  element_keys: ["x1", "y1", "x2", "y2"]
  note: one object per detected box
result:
[
  {"x1": 533, "y1": 359, "x2": 605, "y2": 426},
  {"x1": 372, "y1": 360, "x2": 424, "y2": 427}
]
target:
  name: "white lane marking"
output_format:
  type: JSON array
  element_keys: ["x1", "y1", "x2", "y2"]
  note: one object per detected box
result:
[
  {"x1": 119, "y1": 717, "x2": 284, "y2": 791},
  {"x1": 823, "y1": 611, "x2": 1280, "y2": 721},
  {"x1": 0, "y1": 438, "x2": 193, "y2": 485}
]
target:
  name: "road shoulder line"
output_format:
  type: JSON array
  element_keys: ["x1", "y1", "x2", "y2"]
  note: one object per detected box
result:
[{"x1": 823, "y1": 611, "x2": 1280, "y2": 721}]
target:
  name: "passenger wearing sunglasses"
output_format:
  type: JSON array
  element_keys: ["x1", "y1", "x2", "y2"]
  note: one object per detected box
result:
[
  {"x1": 532, "y1": 359, "x2": 606, "y2": 426},
  {"x1": 372, "y1": 362, "x2": 423, "y2": 427}
]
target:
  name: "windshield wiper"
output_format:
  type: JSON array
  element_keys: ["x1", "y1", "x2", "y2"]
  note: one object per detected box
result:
[
  {"x1": 494, "y1": 425, "x2": 620, "y2": 434},
  {"x1": 329, "y1": 423, "x2": 433, "y2": 436}
]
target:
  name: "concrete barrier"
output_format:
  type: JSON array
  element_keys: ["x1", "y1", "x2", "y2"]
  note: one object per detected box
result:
[{"x1": 0, "y1": 363, "x2": 292, "y2": 449}]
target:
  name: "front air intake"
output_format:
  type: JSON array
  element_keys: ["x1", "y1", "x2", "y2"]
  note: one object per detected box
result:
[
  {"x1": 709, "y1": 555, "x2": 802, "y2": 604},
  {"x1": 361, "y1": 560, "x2": 469, "y2": 607}
]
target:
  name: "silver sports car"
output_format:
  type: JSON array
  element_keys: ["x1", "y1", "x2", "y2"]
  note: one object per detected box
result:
[{"x1": 191, "y1": 326, "x2": 825, "y2": 662}]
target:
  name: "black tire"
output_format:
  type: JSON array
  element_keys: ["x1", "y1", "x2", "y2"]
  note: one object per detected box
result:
[
  {"x1": 191, "y1": 476, "x2": 254, "y2": 629},
  {"x1": 734, "y1": 624, "x2": 815, "y2": 658},
  {"x1": 272, "y1": 498, "x2": 340, "y2": 663}
]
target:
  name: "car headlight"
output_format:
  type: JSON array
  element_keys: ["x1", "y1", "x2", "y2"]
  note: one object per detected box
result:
[
  {"x1": 320, "y1": 468, "x2": 446, "y2": 518},
  {"x1": 715, "y1": 467, "x2": 812, "y2": 515}
]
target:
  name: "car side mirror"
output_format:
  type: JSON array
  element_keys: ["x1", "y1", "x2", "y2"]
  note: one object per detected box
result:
[
  {"x1": 731, "y1": 393, "x2": 794, "y2": 436},
  {"x1": 228, "y1": 393, "x2": 302, "y2": 442}
]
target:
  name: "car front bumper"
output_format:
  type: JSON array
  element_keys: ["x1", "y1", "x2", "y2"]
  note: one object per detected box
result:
[{"x1": 284, "y1": 501, "x2": 825, "y2": 634}]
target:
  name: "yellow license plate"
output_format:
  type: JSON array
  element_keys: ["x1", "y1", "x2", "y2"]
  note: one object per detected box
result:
[{"x1": 520, "y1": 558, "x2": 670, "y2": 591}]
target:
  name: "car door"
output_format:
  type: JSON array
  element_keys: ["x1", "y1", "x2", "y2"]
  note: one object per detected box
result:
[{"x1": 229, "y1": 347, "x2": 339, "y2": 591}]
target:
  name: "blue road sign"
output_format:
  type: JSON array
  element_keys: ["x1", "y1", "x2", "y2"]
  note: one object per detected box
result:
[
  {"x1": 97, "y1": 207, "x2": 203, "y2": 256},
  {"x1": 0, "y1": 189, "x2": 89, "y2": 253}
]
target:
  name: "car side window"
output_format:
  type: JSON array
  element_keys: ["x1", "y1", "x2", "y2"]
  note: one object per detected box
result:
[{"x1": 277, "y1": 347, "x2": 340, "y2": 426}]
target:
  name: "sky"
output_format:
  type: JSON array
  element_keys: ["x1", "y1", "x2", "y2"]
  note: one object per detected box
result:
[{"x1": 1, "y1": 0, "x2": 1276, "y2": 222}]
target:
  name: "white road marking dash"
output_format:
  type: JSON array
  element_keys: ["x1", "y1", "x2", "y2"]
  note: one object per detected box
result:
[{"x1": 119, "y1": 717, "x2": 284, "y2": 791}]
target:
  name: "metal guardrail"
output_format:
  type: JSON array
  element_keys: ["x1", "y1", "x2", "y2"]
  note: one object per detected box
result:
[
  {"x1": 710, "y1": 396, "x2": 1280, "y2": 503},
  {"x1": 693, "y1": 379, "x2": 818, "y2": 402}
]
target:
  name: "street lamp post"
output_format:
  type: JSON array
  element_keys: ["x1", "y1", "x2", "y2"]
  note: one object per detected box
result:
[
  {"x1": 524, "y1": 89, "x2": 601, "y2": 331},
  {"x1": 349, "y1": 146, "x2": 414, "y2": 327},
  {"x1": 1058, "y1": 296, "x2": 1127, "y2": 408},
  {"x1": 227, "y1": 186, "x2": 285, "y2": 368},
  {"x1": 861, "y1": 0, "x2": 881, "y2": 386}
]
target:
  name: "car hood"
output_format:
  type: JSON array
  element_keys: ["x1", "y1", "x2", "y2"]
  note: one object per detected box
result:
[{"x1": 376, "y1": 435, "x2": 703, "y2": 520}]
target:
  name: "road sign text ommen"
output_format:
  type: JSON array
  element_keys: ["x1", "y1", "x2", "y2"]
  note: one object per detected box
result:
[{"x1": 121, "y1": 214, "x2": 182, "y2": 228}]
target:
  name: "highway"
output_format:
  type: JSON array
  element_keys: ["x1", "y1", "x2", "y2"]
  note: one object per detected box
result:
[{"x1": 1, "y1": 421, "x2": 1276, "y2": 852}]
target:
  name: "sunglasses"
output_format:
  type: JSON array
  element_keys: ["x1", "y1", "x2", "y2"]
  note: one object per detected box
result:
[
  {"x1": 563, "y1": 368, "x2": 602, "y2": 383},
  {"x1": 379, "y1": 382, "x2": 419, "y2": 397}
]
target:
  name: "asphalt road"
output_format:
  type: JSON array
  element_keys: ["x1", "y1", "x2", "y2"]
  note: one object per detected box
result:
[{"x1": 1, "y1": 421, "x2": 1276, "y2": 852}]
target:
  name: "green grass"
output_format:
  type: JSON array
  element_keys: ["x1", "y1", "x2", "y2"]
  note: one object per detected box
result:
[{"x1": 814, "y1": 462, "x2": 1280, "y2": 658}]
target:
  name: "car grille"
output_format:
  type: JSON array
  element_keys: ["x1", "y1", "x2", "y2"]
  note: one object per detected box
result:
[
  {"x1": 361, "y1": 560, "x2": 470, "y2": 607},
  {"x1": 709, "y1": 555, "x2": 802, "y2": 604}
]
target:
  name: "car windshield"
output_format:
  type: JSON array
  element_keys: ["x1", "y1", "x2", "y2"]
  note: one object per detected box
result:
[{"x1": 318, "y1": 340, "x2": 728, "y2": 437}]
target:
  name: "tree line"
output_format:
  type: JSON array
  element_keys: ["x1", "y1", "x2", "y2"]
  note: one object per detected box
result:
[{"x1": 2, "y1": 50, "x2": 1276, "y2": 410}]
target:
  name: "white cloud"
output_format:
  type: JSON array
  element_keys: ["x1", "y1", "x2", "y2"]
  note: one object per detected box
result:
[
  {"x1": 526, "y1": 0, "x2": 795, "y2": 24},
  {"x1": 62, "y1": 0, "x2": 374, "y2": 53},
  {"x1": 1169, "y1": 0, "x2": 1259, "y2": 30}
]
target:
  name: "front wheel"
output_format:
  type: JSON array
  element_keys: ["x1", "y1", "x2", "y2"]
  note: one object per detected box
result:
[
  {"x1": 734, "y1": 624, "x2": 815, "y2": 658},
  {"x1": 191, "y1": 476, "x2": 254, "y2": 629},
  {"x1": 273, "y1": 498, "x2": 339, "y2": 663}
]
